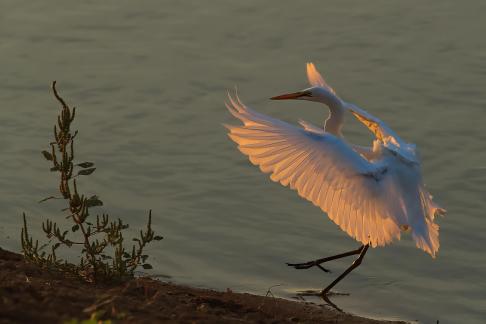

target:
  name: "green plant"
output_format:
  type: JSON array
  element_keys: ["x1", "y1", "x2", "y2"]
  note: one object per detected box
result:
[
  {"x1": 64, "y1": 311, "x2": 113, "y2": 324},
  {"x1": 64, "y1": 310, "x2": 113, "y2": 324},
  {"x1": 21, "y1": 81, "x2": 163, "y2": 282}
]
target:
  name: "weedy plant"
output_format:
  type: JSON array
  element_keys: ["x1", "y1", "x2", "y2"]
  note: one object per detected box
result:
[{"x1": 21, "y1": 81, "x2": 163, "y2": 282}]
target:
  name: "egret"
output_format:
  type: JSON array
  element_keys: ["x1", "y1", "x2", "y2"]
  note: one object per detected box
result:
[{"x1": 225, "y1": 63, "x2": 445, "y2": 295}]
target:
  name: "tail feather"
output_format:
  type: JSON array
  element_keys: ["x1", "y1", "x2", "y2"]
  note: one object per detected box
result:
[
  {"x1": 412, "y1": 189, "x2": 444, "y2": 258},
  {"x1": 412, "y1": 219, "x2": 440, "y2": 258}
]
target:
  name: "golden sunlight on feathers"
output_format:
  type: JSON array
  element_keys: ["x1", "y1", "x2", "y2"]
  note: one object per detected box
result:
[
  {"x1": 225, "y1": 94, "x2": 402, "y2": 249},
  {"x1": 225, "y1": 64, "x2": 444, "y2": 258}
]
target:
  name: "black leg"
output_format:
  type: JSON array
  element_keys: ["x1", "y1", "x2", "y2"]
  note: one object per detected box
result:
[
  {"x1": 287, "y1": 245, "x2": 365, "y2": 273},
  {"x1": 321, "y1": 244, "x2": 369, "y2": 296}
]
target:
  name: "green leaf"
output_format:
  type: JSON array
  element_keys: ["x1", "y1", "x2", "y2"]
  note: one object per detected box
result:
[
  {"x1": 142, "y1": 264, "x2": 153, "y2": 269},
  {"x1": 153, "y1": 236, "x2": 164, "y2": 241},
  {"x1": 72, "y1": 224, "x2": 79, "y2": 232},
  {"x1": 38, "y1": 196, "x2": 57, "y2": 203},
  {"x1": 86, "y1": 195, "x2": 103, "y2": 208},
  {"x1": 77, "y1": 168, "x2": 96, "y2": 176},
  {"x1": 50, "y1": 166, "x2": 60, "y2": 172},
  {"x1": 39, "y1": 242, "x2": 49, "y2": 251},
  {"x1": 77, "y1": 162, "x2": 94, "y2": 168},
  {"x1": 41, "y1": 150, "x2": 53, "y2": 161}
]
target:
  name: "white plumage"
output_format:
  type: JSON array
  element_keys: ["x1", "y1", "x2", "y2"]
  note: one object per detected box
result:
[{"x1": 225, "y1": 63, "x2": 445, "y2": 257}]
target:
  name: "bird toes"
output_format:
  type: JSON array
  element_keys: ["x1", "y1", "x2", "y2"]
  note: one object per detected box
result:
[
  {"x1": 286, "y1": 261, "x2": 331, "y2": 273},
  {"x1": 286, "y1": 261, "x2": 317, "y2": 269},
  {"x1": 316, "y1": 264, "x2": 331, "y2": 273}
]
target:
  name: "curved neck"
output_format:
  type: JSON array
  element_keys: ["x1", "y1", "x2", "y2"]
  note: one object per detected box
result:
[
  {"x1": 325, "y1": 106, "x2": 345, "y2": 137},
  {"x1": 314, "y1": 88, "x2": 345, "y2": 137}
]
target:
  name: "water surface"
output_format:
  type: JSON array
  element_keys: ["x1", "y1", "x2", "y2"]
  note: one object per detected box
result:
[{"x1": 1, "y1": 1, "x2": 486, "y2": 323}]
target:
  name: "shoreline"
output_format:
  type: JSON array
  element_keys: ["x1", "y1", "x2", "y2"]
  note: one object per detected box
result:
[{"x1": 0, "y1": 247, "x2": 405, "y2": 323}]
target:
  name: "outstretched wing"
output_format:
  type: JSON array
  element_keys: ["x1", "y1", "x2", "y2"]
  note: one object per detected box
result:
[
  {"x1": 346, "y1": 102, "x2": 399, "y2": 144},
  {"x1": 225, "y1": 94, "x2": 402, "y2": 247},
  {"x1": 346, "y1": 102, "x2": 419, "y2": 164}
]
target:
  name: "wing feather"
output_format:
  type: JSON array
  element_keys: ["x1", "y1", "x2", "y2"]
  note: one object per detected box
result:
[
  {"x1": 306, "y1": 63, "x2": 337, "y2": 95},
  {"x1": 225, "y1": 94, "x2": 402, "y2": 246}
]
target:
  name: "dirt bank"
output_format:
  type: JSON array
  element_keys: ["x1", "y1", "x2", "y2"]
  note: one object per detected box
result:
[{"x1": 0, "y1": 247, "x2": 405, "y2": 323}]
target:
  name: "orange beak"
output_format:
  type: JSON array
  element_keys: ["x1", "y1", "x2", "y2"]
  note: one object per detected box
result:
[{"x1": 270, "y1": 91, "x2": 308, "y2": 100}]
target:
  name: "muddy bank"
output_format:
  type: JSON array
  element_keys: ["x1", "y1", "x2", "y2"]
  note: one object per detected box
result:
[{"x1": 0, "y1": 247, "x2": 405, "y2": 323}]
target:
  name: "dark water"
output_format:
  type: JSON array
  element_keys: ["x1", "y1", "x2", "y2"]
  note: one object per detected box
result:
[{"x1": 1, "y1": 1, "x2": 486, "y2": 323}]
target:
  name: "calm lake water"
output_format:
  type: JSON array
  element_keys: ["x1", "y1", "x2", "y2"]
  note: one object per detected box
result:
[{"x1": 1, "y1": 1, "x2": 486, "y2": 323}]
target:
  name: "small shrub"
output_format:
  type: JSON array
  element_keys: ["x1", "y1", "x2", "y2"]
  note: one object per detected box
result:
[{"x1": 21, "y1": 81, "x2": 163, "y2": 282}]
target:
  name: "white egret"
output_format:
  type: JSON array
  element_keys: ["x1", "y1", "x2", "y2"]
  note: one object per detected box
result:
[{"x1": 224, "y1": 63, "x2": 445, "y2": 295}]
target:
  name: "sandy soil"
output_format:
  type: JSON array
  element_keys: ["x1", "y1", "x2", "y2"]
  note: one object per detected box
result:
[{"x1": 0, "y1": 247, "x2": 405, "y2": 323}]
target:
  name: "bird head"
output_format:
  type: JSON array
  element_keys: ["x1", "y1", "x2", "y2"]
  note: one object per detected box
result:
[
  {"x1": 270, "y1": 86, "x2": 344, "y2": 108},
  {"x1": 270, "y1": 63, "x2": 343, "y2": 107}
]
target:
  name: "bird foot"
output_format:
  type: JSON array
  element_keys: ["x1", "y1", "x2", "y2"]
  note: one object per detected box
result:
[{"x1": 286, "y1": 261, "x2": 331, "y2": 273}]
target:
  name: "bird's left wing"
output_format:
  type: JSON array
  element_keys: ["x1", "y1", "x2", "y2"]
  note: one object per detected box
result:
[{"x1": 225, "y1": 94, "x2": 402, "y2": 247}]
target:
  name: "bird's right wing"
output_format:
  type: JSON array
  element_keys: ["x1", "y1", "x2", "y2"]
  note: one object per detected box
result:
[
  {"x1": 346, "y1": 103, "x2": 399, "y2": 144},
  {"x1": 346, "y1": 102, "x2": 419, "y2": 164},
  {"x1": 225, "y1": 94, "x2": 401, "y2": 247}
]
